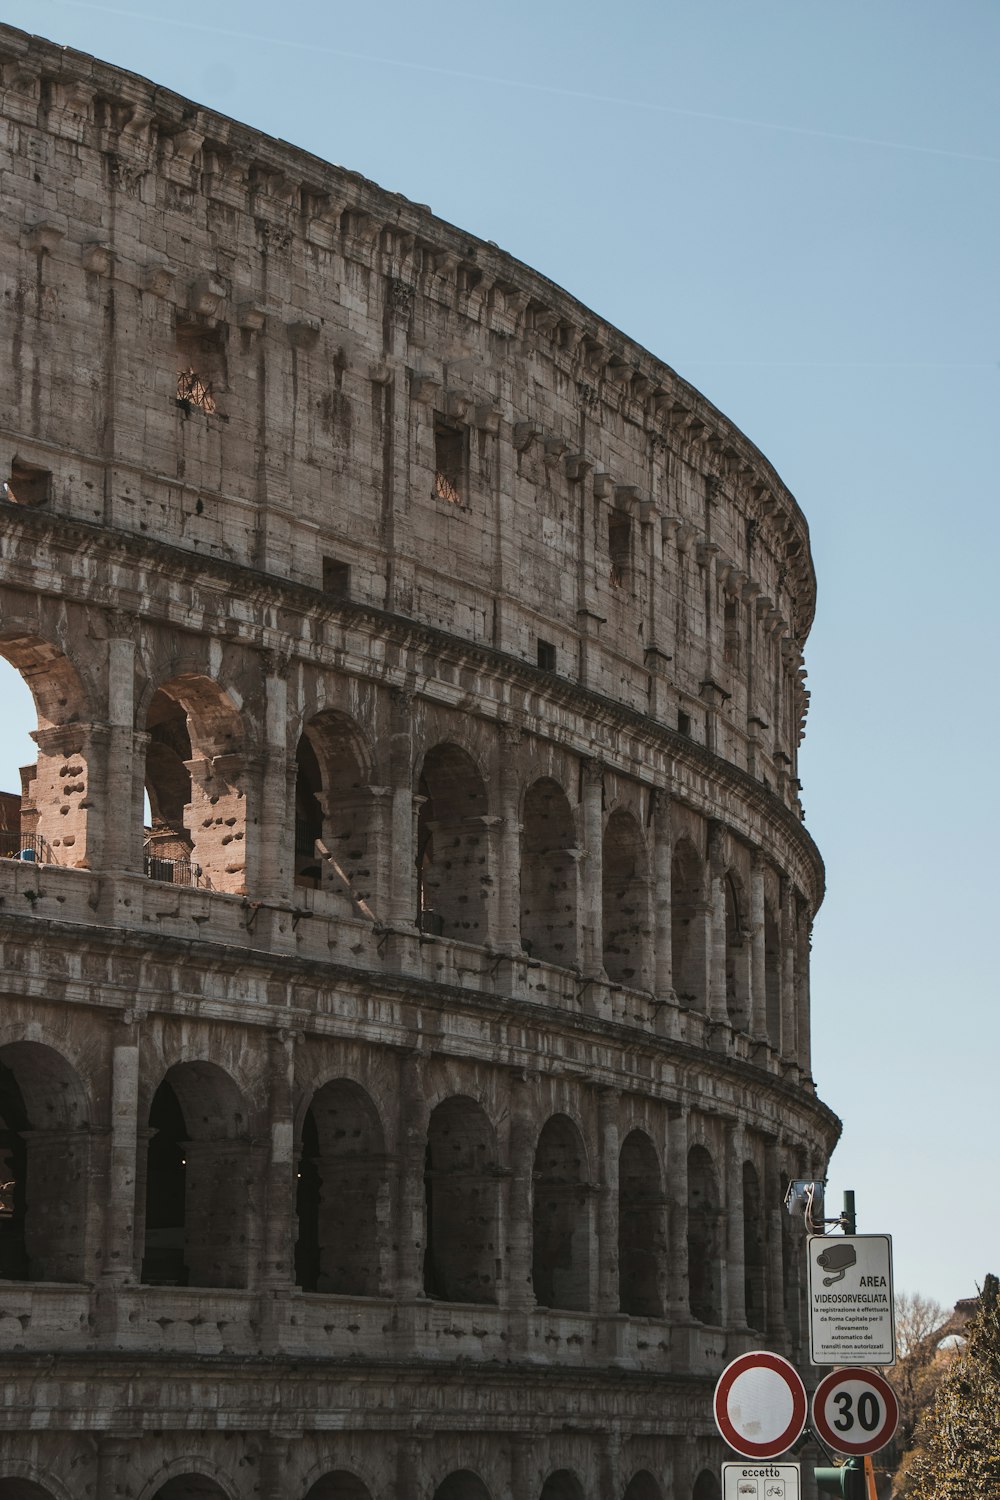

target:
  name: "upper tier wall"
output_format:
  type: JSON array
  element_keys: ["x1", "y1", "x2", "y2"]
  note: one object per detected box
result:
[{"x1": 0, "y1": 24, "x2": 815, "y2": 798}]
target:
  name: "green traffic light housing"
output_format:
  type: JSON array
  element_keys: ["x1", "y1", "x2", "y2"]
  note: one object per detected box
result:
[{"x1": 815, "y1": 1458, "x2": 865, "y2": 1498}]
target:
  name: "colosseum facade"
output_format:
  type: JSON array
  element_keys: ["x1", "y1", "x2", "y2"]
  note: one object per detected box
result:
[{"x1": 0, "y1": 23, "x2": 839, "y2": 1500}]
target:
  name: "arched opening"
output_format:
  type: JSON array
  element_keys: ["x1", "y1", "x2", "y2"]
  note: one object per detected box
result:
[
  {"x1": 725, "y1": 871, "x2": 750, "y2": 1029},
  {"x1": 424, "y1": 1096, "x2": 499, "y2": 1304},
  {"x1": 0, "y1": 1041, "x2": 89, "y2": 1283},
  {"x1": 148, "y1": 1479, "x2": 229, "y2": 1500},
  {"x1": 304, "y1": 1472, "x2": 373, "y2": 1500},
  {"x1": 539, "y1": 1472, "x2": 585, "y2": 1500},
  {"x1": 623, "y1": 1474, "x2": 662, "y2": 1500},
  {"x1": 416, "y1": 744, "x2": 490, "y2": 941},
  {"x1": 687, "y1": 1144, "x2": 721, "y2": 1325},
  {"x1": 671, "y1": 838, "x2": 705, "y2": 1008},
  {"x1": 780, "y1": 1170, "x2": 802, "y2": 1346},
  {"x1": 0, "y1": 633, "x2": 90, "y2": 868},
  {"x1": 141, "y1": 1062, "x2": 251, "y2": 1289},
  {"x1": 431, "y1": 1473, "x2": 492, "y2": 1500},
  {"x1": 764, "y1": 902, "x2": 781, "y2": 1046},
  {"x1": 743, "y1": 1160, "x2": 766, "y2": 1332},
  {"x1": 692, "y1": 1473, "x2": 721, "y2": 1500},
  {"x1": 294, "y1": 712, "x2": 375, "y2": 911},
  {"x1": 602, "y1": 808, "x2": 648, "y2": 986},
  {"x1": 0, "y1": 1482, "x2": 61, "y2": 1500},
  {"x1": 295, "y1": 1079, "x2": 385, "y2": 1296},
  {"x1": 531, "y1": 1114, "x2": 591, "y2": 1312},
  {"x1": 143, "y1": 674, "x2": 247, "y2": 892},
  {"x1": 520, "y1": 777, "x2": 578, "y2": 966},
  {"x1": 618, "y1": 1130, "x2": 665, "y2": 1317}
]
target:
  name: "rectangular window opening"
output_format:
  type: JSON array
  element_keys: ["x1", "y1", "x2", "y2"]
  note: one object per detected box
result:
[
  {"x1": 4, "y1": 459, "x2": 52, "y2": 507},
  {"x1": 434, "y1": 415, "x2": 466, "y2": 505},
  {"x1": 176, "y1": 319, "x2": 226, "y2": 415},
  {"x1": 609, "y1": 510, "x2": 631, "y2": 588},
  {"x1": 724, "y1": 599, "x2": 741, "y2": 667},
  {"x1": 322, "y1": 557, "x2": 351, "y2": 598},
  {"x1": 537, "y1": 639, "x2": 556, "y2": 671},
  {"x1": 678, "y1": 710, "x2": 692, "y2": 737}
]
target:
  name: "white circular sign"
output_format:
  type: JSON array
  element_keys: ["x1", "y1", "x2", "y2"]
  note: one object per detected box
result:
[
  {"x1": 812, "y1": 1367, "x2": 899, "y2": 1456},
  {"x1": 714, "y1": 1351, "x2": 808, "y2": 1459}
]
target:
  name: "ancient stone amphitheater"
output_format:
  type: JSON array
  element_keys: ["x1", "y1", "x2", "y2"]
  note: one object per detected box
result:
[{"x1": 0, "y1": 23, "x2": 838, "y2": 1500}]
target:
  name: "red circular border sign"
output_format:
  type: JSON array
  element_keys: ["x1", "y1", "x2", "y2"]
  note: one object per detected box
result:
[
  {"x1": 713, "y1": 1351, "x2": 808, "y2": 1459},
  {"x1": 812, "y1": 1367, "x2": 900, "y2": 1456}
]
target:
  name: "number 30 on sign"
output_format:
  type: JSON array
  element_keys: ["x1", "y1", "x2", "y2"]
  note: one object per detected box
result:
[{"x1": 811, "y1": 1367, "x2": 899, "y2": 1457}]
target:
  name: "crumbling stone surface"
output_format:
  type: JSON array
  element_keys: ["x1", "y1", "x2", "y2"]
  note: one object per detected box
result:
[{"x1": 0, "y1": 23, "x2": 836, "y2": 1500}]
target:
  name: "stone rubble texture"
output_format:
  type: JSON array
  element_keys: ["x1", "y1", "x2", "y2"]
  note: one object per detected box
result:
[{"x1": 0, "y1": 22, "x2": 838, "y2": 1500}]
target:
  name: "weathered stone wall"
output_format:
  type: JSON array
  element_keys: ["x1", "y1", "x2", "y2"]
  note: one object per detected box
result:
[{"x1": 0, "y1": 23, "x2": 836, "y2": 1500}]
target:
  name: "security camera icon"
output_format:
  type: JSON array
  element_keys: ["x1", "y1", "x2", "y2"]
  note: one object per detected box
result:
[{"x1": 816, "y1": 1242, "x2": 857, "y2": 1286}]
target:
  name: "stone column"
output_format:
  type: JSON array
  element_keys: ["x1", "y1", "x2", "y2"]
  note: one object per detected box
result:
[
  {"x1": 255, "y1": 652, "x2": 291, "y2": 897},
  {"x1": 797, "y1": 906, "x2": 813, "y2": 1076},
  {"x1": 509, "y1": 1437, "x2": 536, "y2": 1500},
  {"x1": 764, "y1": 1139, "x2": 787, "y2": 1350},
  {"x1": 259, "y1": 1434, "x2": 290, "y2": 1500},
  {"x1": 580, "y1": 758, "x2": 605, "y2": 976},
  {"x1": 652, "y1": 787, "x2": 674, "y2": 1000},
  {"x1": 780, "y1": 876, "x2": 797, "y2": 1061},
  {"x1": 596, "y1": 1087, "x2": 620, "y2": 1315},
  {"x1": 96, "y1": 1435, "x2": 131, "y2": 1500},
  {"x1": 495, "y1": 727, "x2": 523, "y2": 953},
  {"x1": 505, "y1": 1079, "x2": 536, "y2": 1314},
  {"x1": 388, "y1": 689, "x2": 416, "y2": 928},
  {"x1": 101, "y1": 1021, "x2": 140, "y2": 1284},
  {"x1": 708, "y1": 822, "x2": 729, "y2": 1023},
  {"x1": 394, "y1": 1050, "x2": 430, "y2": 1299},
  {"x1": 725, "y1": 1123, "x2": 747, "y2": 1328},
  {"x1": 262, "y1": 1029, "x2": 296, "y2": 1288},
  {"x1": 665, "y1": 1106, "x2": 690, "y2": 1318},
  {"x1": 102, "y1": 612, "x2": 139, "y2": 871},
  {"x1": 749, "y1": 854, "x2": 767, "y2": 1040}
]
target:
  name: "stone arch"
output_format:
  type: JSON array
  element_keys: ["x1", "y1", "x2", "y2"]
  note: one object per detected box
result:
[
  {"x1": 520, "y1": 776, "x2": 578, "y2": 966},
  {"x1": 618, "y1": 1129, "x2": 665, "y2": 1317},
  {"x1": 143, "y1": 672, "x2": 248, "y2": 893},
  {"x1": 0, "y1": 1478, "x2": 66, "y2": 1500},
  {"x1": 622, "y1": 1474, "x2": 663, "y2": 1500},
  {"x1": 136, "y1": 1460, "x2": 237, "y2": 1500},
  {"x1": 532, "y1": 1114, "x2": 592, "y2": 1312},
  {"x1": 140, "y1": 1060, "x2": 252, "y2": 1289},
  {"x1": 294, "y1": 709, "x2": 376, "y2": 908},
  {"x1": 295, "y1": 1078, "x2": 386, "y2": 1296},
  {"x1": 743, "y1": 1159, "x2": 766, "y2": 1332},
  {"x1": 687, "y1": 1143, "x2": 722, "y2": 1324},
  {"x1": 0, "y1": 1040, "x2": 91, "y2": 1282},
  {"x1": 431, "y1": 1473, "x2": 493, "y2": 1500},
  {"x1": 0, "y1": 629, "x2": 92, "y2": 867},
  {"x1": 303, "y1": 1472, "x2": 374, "y2": 1500},
  {"x1": 692, "y1": 1472, "x2": 721, "y2": 1500},
  {"x1": 764, "y1": 901, "x2": 781, "y2": 1045},
  {"x1": 417, "y1": 742, "x2": 491, "y2": 942},
  {"x1": 539, "y1": 1472, "x2": 585, "y2": 1500},
  {"x1": 724, "y1": 870, "x2": 750, "y2": 1029},
  {"x1": 671, "y1": 837, "x2": 706, "y2": 1009},
  {"x1": 602, "y1": 808, "x2": 649, "y2": 986},
  {"x1": 424, "y1": 1095, "x2": 500, "y2": 1304}
]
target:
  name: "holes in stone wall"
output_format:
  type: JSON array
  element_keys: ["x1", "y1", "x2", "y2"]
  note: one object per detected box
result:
[
  {"x1": 743, "y1": 1160, "x2": 766, "y2": 1333},
  {"x1": 417, "y1": 744, "x2": 489, "y2": 941},
  {"x1": 295, "y1": 1079, "x2": 385, "y2": 1296},
  {"x1": 423, "y1": 1097, "x2": 499, "y2": 1305},
  {"x1": 520, "y1": 778, "x2": 577, "y2": 966},
  {"x1": 602, "y1": 809, "x2": 646, "y2": 986},
  {"x1": 687, "y1": 1144, "x2": 721, "y2": 1324},
  {"x1": 618, "y1": 1130, "x2": 665, "y2": 1317},
  {"x1": 531, "y1": 1114, "x2": 591, "y2": 1311}
]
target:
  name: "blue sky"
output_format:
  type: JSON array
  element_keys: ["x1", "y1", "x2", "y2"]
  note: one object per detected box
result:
[{"x1": 2, "y1": 0, "x2": 997, "y2": 1311}]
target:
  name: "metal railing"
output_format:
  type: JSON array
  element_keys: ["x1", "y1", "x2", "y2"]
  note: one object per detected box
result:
[
  {"x1": 0, "y1": 831, "x2": 52, "y2": 864},
  {"x1": 143, "y1": 852, "x2": 201, "y2": 887}
]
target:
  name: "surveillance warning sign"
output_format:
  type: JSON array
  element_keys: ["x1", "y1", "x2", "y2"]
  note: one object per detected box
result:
[{"x1": 807, "y1": 1233, "x2": 895, "y2": 1365}]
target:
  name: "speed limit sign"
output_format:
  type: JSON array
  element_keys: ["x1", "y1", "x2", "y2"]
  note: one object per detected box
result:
[{"x1": 811, "y1": 1367, "x2": 899, "y2": 1456}]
